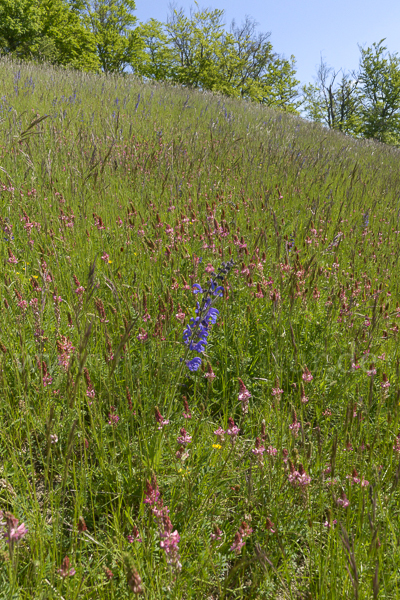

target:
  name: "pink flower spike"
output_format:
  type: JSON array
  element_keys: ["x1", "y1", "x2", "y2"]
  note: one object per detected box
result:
[
  {"x1": 57, "y1": 556, "x2": 76, "y2": 578},
  {"x1": 177, "y1": 427, "x2": 192, "y2": 446},
  {"x1": 252, "y1": 437, "x2": 265, "y2": 455},
  {"x1": 230, "y1": 531, "x2": 245, "y2": 554},
  {"x1": 238, "y1": 379, "x2": 251, "y2": 402},
  {"x1": 210, "y1": 524, "x2": 222, "y2": 541},
  {"x1": 302, "y1": 367, "x2": 313, "y2": 383}
]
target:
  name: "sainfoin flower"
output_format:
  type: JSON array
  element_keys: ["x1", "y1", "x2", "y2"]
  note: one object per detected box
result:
[
  {"x1": 238, "y1": 379, "x2": 251, "y2": 413},
  {"x1": 226, "y1": 417, "x2": 240, "y2": 442},
  {"x1": 288, "y1": 462, "x2": 311, "y2": 486},
  {"x1": 1, "y1": 512, "x2": 28, "y2": 548},
  {"x1": 230, "y1": 531, "x2": 245, "y2": 553},
  {"x1": 336, "y1": 491, "x2": 350, "y2": 508},
  {"x1": 177, "y1": 427, "x2": 192, "y2": 446},
  {"x1": 230, "y1": 521, "x2": 252, "y2": 554},
  {"x1": 57, "y1": 556, "x2": 76, "y2": 578},
  {"x1": 252, "y1": 437, "x2": 265, "y2": 455},
  {"x1": 302, "y1": 367, "x2": 313, "y2": 383},
  {"x1": 210, "y1": 524, "x2": 223, "y2": 540},
  {"x1": 214, "y1": 427, "x2": 225, "y2": 442},
  {"x1": 143, "y1": 475, "x2": 160, "y2": 506},
  {"x1": 155, "y1": 407, "x2": 169, "y2": 430}
]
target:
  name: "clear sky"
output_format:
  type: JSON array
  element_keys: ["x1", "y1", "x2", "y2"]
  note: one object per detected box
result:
[{"x1": 134, "y1": 0, "x2": 400, "y2": 87}]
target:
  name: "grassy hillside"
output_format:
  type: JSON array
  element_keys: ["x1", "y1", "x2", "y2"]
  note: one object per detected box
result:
[{"x1": 1, "y1": 56, "x2": 400, "y2": 599}]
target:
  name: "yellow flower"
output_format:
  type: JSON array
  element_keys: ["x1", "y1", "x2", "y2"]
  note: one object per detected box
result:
[
  {"x1": 32, "y1": 275, "x2": 38, "y2": 279},
  {"x1": 108, "y1": 260, "x2": 112, "y2": 264},
  {"x1": 212, "y1": 444, "x2": 222, "y2": 450}
]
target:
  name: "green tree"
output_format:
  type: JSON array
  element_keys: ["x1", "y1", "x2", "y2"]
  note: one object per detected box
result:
[
  {"x1": 36, "y1": 0, "x2": 100, "y2": 71},
  {"x1": 134, "y1": 18, "x2": 176, "y2": 82},
  {"x1": 358, "y1": 39, "x2": 400, "y2": 144},
  {"x1": 134, "y1": 4, "x2": 301, "y2": 112},
  {"x1": 82, "y1": 0, "x2": 144, "y2": 74},
  {"x1": 0, "y1": 0, "x2": 42, "y2": 57},
  {"x1": 301, "y1": 59, "x2": 361, "y2": 134},
  {"x1": 0, "y1": 0, "x2": 100, "y2": 71}
]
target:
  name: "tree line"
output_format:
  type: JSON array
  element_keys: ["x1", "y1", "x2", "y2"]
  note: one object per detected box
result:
[{"x1": 1, "y1": 0, "x2": 400, "y2": 145}]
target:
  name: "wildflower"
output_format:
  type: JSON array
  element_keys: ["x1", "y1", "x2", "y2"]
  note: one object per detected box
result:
[
  {"x1": 84, "y1": 368, "x2": 95, "y2": 399},
  {"x1": 212, "y1": 444, "x2": 222, "y2": 450},
  {"x1": 182, "y1": 397, "x2": 192, "y2": 419},
  {"x1": 101, "y1": 253, "x2": 109, "y2": 262},
  {"x1": 302, "y1": 367, "x2": 313, "y2": 383},
  {"x1": 137, "y1": 328, "x2": 148, "y2": 342},
  {"x1": 175, "y1": 305, "x2": 185, "y2": 322},
  {"x1": 1, "y1": 512, "x2": 28, "y2": 550},
  {"x1": 347, "y1": 468, "x2": 368, "y2": 486},
  {"x1": 204, "y1": 362, "x2": 216, "y2": 379},
  {"x1": 288, "y1": 462, "x2": 311, "y2": 487},
  {"x1": 210, "y1": 524, "x2": 222, "y2": 541},
  {"x1": 266, "y1": 446, "x2": 278, "y2": 456},
  {"x1": 226, "y1": 417, "x2": 240, "y2": 442},
  {"x1": 393, "y1": 434, "x2": 400, "y2": 453},
  {"x1": 73, "y1": 275, "x2": 85, "y2": 296},
  {"x1": 143, "y1": 476, "x2": 160, "y2": 506},
  {"x1": 186, "y1": 357, "x2": 202, "y2": 371},
  {"x1": 104, "y1": 567, "x2": 114, "y2": 580},
  {"x1": 367, "y1": 364, "x2": 376, "y2": 376},
  {"x1": 252, "y1": 437, "x2": 265, "y2": 455},
  {"x1": 255, "y1": 282, "x2": 264, "y2": 298},
  {"x1": 238, "y1": 379, "x2": 251, "y2": 414},
  {"x1": 57, "y1": 556, "x2": 76, "y2": 578},
  {"x1": 238, "y1": 379, "x2": 251, "y2": 402},
  {"x1": 177, "y1": 427, "x2": 192, "y2": 446},
  {"x1": 230, "y1": 531, "x2": 245, "y2": 554},
  {"x1": 126, "y1": 564, "x2": 143, "y2": 594},
  {"x1": 56, "y1": 335, "x2": 74, "y2": 372},
  {"x1": 239, "y1": 520, "x2": 253, "y2": 538},
  {"x1": 214, "y1": 427, "x2": 225, "y2": 442},
  {"x1": 160, "y1": 526, "x2": 182, "y2": 571},
  {"x1": 108, "y1": 406, "x2": 119, "y2": 426},
  {"x1": 323, "y1": 518, "x2": 337, "y2": 529},
  {"x1": 127, "y1": 526, "x2": 142, "y2": 543},
  {"x1": 39, "y1": 360, "x2": 52, "y2": 387},
  {"x1": 381, "y1": 373, "x2": 390, "y2": 389},
  {"x1": 300, "y1": 384, "x2": 309, "y2": 404},
  {"x1": 183, "y1": 262, "x2": 234, "y2": 371},
  {"x1": 289, "y1": 411, "x2": 300, "y2": 437},
  {"x1": 94, "y1": 298, "x2": 109, "y2": 323},
  {"x1": 7, "y1": 248, "x2": 18, "y2": 264},
  {"x1": 337, "y1": 491, "x2": 350, "y2": 508},
  {"x1": 266, "y1": 518, "x2": 276, "y2": 533},
  {"x1": 50, "y1": 434, "x2": 58, "y2": 444},
  {"x1": 154, "y1": 407, "x2": 169, "y2": 430}
]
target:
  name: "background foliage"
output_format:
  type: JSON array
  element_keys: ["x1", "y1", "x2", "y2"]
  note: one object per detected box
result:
[{"x1": 1, "y1": 0, "x2": 400, "y2": 143}]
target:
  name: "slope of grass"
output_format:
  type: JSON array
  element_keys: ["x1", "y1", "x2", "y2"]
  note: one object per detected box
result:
[{"x1": 0, "y1": 56, "x2": 400, "y2": 598}]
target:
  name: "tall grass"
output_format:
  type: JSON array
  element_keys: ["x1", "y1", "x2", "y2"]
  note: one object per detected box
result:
[{"x1": 0, "y1": 55, "x2": 400, "y2": 598}]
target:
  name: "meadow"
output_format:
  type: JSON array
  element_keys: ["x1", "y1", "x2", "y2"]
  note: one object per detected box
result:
[{"x1": 0, "y1": 56, "x2": 400, "y2": 599}]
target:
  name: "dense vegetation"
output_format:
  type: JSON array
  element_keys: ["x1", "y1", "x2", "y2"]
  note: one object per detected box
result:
[
  {"x1": 1, "y1": 56, "x2": 400, "y2": 598},
  {"x1": 1, "y1": 1, "x2": 400, "y2": 145}
]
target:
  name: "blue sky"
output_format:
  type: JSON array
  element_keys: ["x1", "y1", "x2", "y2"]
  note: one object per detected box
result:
[{"x1": 134, "y1": 0, "x2": 400, "y2": 87}]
